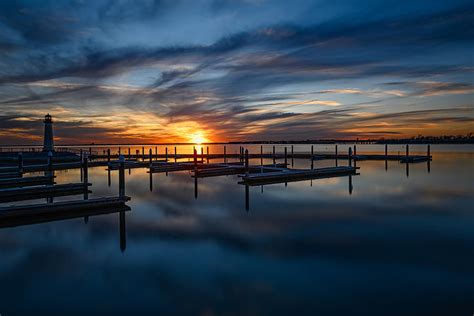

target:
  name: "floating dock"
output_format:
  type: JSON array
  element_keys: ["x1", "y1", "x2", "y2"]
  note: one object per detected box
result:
[
  {"x1": 0, "y1": 183, "x2": 91, "y2": 203},
  {"x1": 0, "y1": 175, "x2": 54, "y2": 189},
  {"x1": 239, "y1": 166, "x2": 358, "y2": 186},
  {"x1": 194, "y1": 163, "x2": 288, "y2": 178},
  {"x1": 0, "y1": 196, "x2": 130, "y2": 228}
]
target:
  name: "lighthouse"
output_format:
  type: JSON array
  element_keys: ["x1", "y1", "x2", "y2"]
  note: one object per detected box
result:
[{"x1": 43, "y1": 113, "x2": 54, "y2": 152}]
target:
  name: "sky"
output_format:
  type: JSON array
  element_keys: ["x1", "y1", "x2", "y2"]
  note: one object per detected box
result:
[{"x1": 0, "y1": 0, "x2": 472, "y2": 144}]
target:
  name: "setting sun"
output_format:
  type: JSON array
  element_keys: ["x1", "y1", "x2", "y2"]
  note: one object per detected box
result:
[{"x1": 189, "y1": 131, "x2": 208, "y2": 144}]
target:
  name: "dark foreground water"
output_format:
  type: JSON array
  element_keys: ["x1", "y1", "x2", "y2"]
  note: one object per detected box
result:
[{"x1": 0, "y1": 144, "x2": 473, "y2": 316}]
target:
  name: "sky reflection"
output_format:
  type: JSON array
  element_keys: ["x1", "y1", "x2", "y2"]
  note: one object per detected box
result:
[{"x1": 0, "y1": 146, "x2": 473, "y2": 315}]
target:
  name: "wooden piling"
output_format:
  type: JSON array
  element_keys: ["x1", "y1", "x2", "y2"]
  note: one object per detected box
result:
[
  {"x1": 149, "y1": 148, "x2": 152, "y2": 166},
  {"x1": 245, "y1": 149, "x2": 249, "y2": 175},
  {"x1": 128, "y1": 147, "x2": 131, "y2": 159},
  {"x1": 272, "y1": 146, "x2": 276, "y2": 165},
  {"x1": 260, "y1": 145, "x2": 263, "y2": 166},
  {"x1": 118, "y1": 147, "x2": 121, "y2": 155},
  {"x1": 175, "y1": 146, "x2": 177, "y2": 162},
  {"x1": 142, "y1": 147, "x2": 145, "y2": 160},
  {"x1": 83, "y1": 156, "x2": 88, "y2": 199},
  {"x1": 200, "y1": 147, "x2": 204, "y2": 163},
  {"x1": 385, "y1": 144, "x2": 388, "y2": 157},
  {"x1": 107, "y1": 148, "x2": 111, "y2": 162},
  {"x1": 427, "y1": 144, "x2": 430, "y2": 157},
  {"x1": 206, "y1": 146, "x2": 209, "y2": 164},
  {"x1": 348, "y1": 147, "x2": 352, "y2": 167},
  {"x1": 354, "y1": 145, "x2": 357, "y2": 156},
  {"x1": 224, "y1": 145, "x2": 227, "y2": 163},
  {"x1": 406, "y1": 144, "x2": 409, "y2": 157},
  {"x1": 119, "y1": 155, "x2": 125, "y2": 198},
  {"x1": 291, "y1": 145, "x2": 294, "y2": 167},
  {"x1": 284, "y1": 147, "x2": 287, "y2": 165},
  {"x1": 166, "y1": 147, "x2": 169, "y2": 162}
]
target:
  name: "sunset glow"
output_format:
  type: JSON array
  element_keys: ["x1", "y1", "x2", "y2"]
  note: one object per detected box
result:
[
  {"x1": 189, "y1": 132, "x2": 208, "y2": 144},
  {"x1": 0, "y1": 1, "x2": 471, "y2": 145}
]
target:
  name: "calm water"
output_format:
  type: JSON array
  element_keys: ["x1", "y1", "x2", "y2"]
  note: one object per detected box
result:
[{"x1": 0, "y1": 144, "x2": 473, "y2": 315}]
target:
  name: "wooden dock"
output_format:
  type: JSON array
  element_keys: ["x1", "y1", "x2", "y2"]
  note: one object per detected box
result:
[
  {"x1": 239, "y1": 166, "x2": 358, "y2": 186},
  {"x1": 0, "y1": 175, "x2": 54, "y2": 189},
  {"x1": 194, "y1": 163, "x2": 288, "y2": 178},
  {"x1": 0, "y1": 196, "x2": 130, "y2": 228},
  {"x1": 0, "y1": 183, "x2": 91, "y2": 203},
  {"x1": 0, "y1": 171, "x2": 22, "y2": 179}
]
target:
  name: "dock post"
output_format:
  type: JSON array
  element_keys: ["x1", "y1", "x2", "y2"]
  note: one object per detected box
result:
[
  {"x1": 427, "y1": 144, "x2": 430, "y2": 158},
  {"x1": 260, "y1": 145, "x2": 263, "y2": 166},
  {"x1": 245, "y1": 149, "x2": 249, "y2": 175},
  {"x1": 18, "y1": 152, "x2": 23, "y2": 173},
  {"x1": 291, "y1": 145, "x2": 294, "y2": 167},
  {"x1": 224, "y1": 145, "x2": 227, "y2": 163},
  {"x1": 166, "y1": 147, "x2": 169, "y2": 162},
  {"x1": 406, "y1": 144, "x2": 409, "y2": 157},
  {"x1": 155, "y1": 146, "x2": 158, "y2": 159},
  {"x1": 149, "y1": 148, "x2": 153, "y2": 167},
  {"x1": 272, "y1": 146, "x2": 276, "y2": 165},
  {"x1": 201, "y1": 147, "x2": 204, "y2": 163},
  {"x1": 348, "y1": 147, "x2": 352, "y2": 167},
  {"x1": 353, "y1": 145, "x2": 357, "y2": 156},
  {"x1": 89, "y1": 147, "x2": 92, "y2": 157},
  {"x1": 193, "y1": 148, "x2": 197, "y2": 171},
  {"x1": 83, "y1": 156, "x2": 89, "y2": 200},
  {"x1": 174, "y1": 146, "x2": 177, "y2": 162},
  {"x1": 128, "y1": 147, "x2": 131, "y2": 160},
  {"x1": 335, "y1": 144, "x2": 338, "y2": 166},
  {"x1": 80, "y1": 149, "x2": 83, "y2": 161},
  {"x1": 119, "y1": 155, "x2": 125, "y2": 198},
  {"x1": 349, "y1": 175, "x2": 353, "y2": 195},
  {"x1": 107, "y1": 148, "x2": 111, "y2": 163},
  {"x1": 142, "y1": 146, "x2": 145, "y2": 161},
  {"x1": 118, "y1": 147, "x2": 121, "y2": 155},
  {"x1": 284, "y1": 147, "x2": 287, "y2": 166},
  {"x1": 206, "y1": 146, "x2": 209, "y2": 164},
  {"x1": 385, "y1": 144, "x2": 388, "y2": 157}
]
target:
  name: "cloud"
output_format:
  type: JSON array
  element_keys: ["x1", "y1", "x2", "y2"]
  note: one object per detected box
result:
[{"x1": 0, "y1": 1, "x2": 473, "y2": 143}]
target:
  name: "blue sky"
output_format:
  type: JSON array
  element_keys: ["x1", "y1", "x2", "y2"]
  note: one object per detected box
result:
[{"x1": 0, "y1": 0, "x2": 472, "y2": 144}]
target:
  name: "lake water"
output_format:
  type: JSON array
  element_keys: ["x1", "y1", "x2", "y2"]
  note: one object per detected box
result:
[{"x1": 0, "y1": 144, "x2": 473, "y2": 315}]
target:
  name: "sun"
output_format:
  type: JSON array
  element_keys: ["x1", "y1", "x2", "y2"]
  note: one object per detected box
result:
[{"x1": 189, "y1": 131, "x2": 208, "y2": 144}]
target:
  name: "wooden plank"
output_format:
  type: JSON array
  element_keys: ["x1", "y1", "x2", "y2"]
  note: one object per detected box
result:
[
  {"x1": 0, "y1": 183, "x2": 91, "y2": 203},
  {"x1": 0, "y1": 196, "x2": 130, "y2": 228},
  {"x1": 0, "y1": 176, "x2": 54, "y2": 189},
  {"x1": 0, "y1": 172, "x2": 22, "y2": 179},
  {"x1": 194, "y1": 163, "x2": 288, "y2": 178},
  {"x1": 239, "y1": 166, "x2": 357, "y2": 186}
]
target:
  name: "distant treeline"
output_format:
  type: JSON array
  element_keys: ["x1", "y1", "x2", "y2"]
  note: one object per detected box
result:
[{"x1": 229, "y1": 134, "x2": 474, "y2": 145}]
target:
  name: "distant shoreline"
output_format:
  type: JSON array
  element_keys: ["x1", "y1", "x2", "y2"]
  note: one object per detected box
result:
[{"x1": 1, "y1": 140, "x2": 473, "y2": 147}]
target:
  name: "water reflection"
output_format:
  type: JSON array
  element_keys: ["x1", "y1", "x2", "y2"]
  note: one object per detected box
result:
[{"x1": 0, "y1": 146, "x2": 473, "y2": 315}]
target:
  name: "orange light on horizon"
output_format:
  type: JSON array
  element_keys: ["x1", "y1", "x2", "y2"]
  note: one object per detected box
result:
[{"x1": 189, "y1": 131, "x2": 209, "y2": 144}]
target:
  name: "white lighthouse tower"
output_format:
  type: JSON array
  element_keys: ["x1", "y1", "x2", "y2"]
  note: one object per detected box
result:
[{"x1": 43, "y1": 113, "x2": 54, "y2": 152}]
